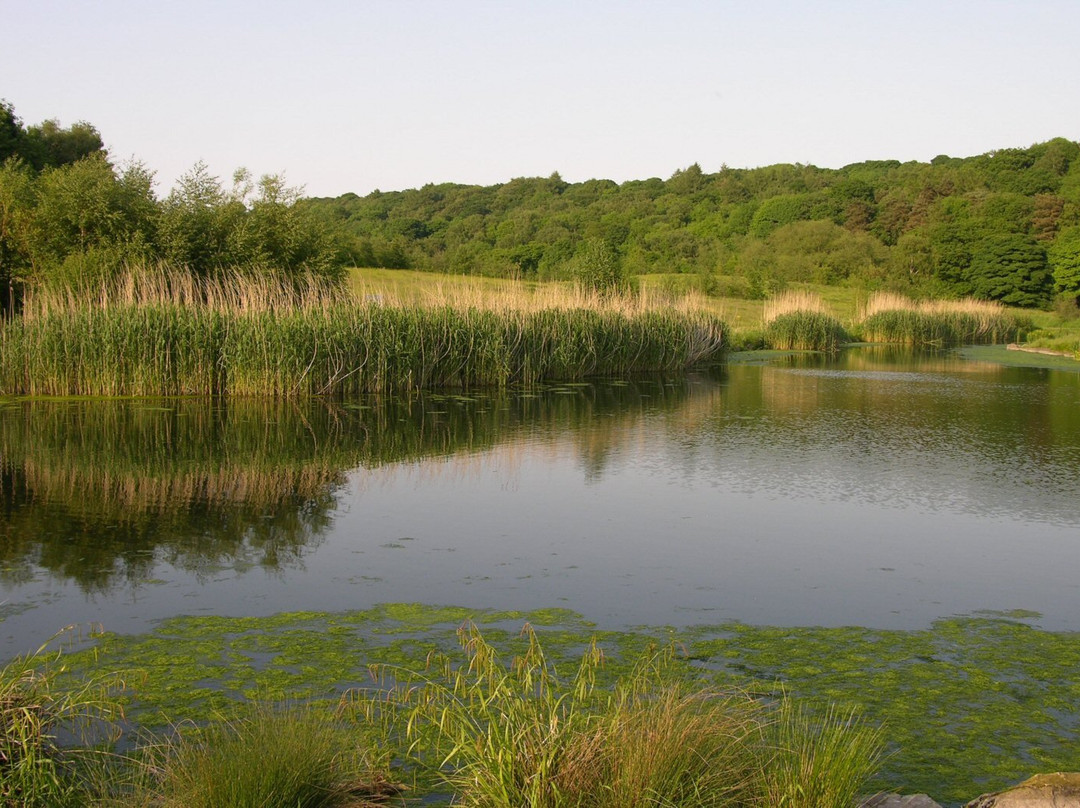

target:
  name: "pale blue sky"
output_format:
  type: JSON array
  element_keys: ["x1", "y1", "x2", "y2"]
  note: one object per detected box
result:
[{"x1": 3, "y1": 1, "x2": 1078, "y2": 198}]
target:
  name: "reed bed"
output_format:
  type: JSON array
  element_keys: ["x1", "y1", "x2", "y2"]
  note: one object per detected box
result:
[
  {"x1": 0, "y1": 270, "x2": 727, "y2": 397},
  {"x1": 762, "y1": 291, "x2": 848, "y2": 351},
  {"x1": 857, "y1": 293, "x2": 1025, "y2": 345}
]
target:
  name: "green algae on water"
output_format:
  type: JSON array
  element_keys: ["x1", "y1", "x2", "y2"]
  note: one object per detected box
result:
[{"x1": 60, "y1": 605, "x2": 1080, "y2": 807}]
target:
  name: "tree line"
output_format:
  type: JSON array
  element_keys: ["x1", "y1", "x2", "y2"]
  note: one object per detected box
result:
[
  {"x1": 3, "y1": 98, "x2": 1079, "y2": 311},
  {"x1": 0, "y1": 100, "x2": 345, "y2": 312},
  {"x1": 308, "y1": 140, "x2": 1080, "y2": 309}
]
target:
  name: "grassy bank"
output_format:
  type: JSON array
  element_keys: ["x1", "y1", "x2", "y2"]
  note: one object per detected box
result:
[
  {"x1": 0, "y1": 271, "x2": 727, "y2": 397},
  {"x1": 8, "y1": 606, "x2": 1080, "y2": 806},
  {"x1": 3, "y1": 623, "x2": 883, "y2": 808}
]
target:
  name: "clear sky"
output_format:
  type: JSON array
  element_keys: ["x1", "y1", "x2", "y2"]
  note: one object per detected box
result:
[{"x1": 3, "y1": 0, "x2": 1079, "y2": 199}]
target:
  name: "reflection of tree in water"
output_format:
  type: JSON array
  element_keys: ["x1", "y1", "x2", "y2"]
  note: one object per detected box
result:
[{"x1": 0, "y1": 381, "x2": 707, "y2": 594}]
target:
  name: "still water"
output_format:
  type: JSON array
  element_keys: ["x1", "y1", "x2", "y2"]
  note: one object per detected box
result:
[{"x1": 2, "y1": 347, "x2": 1079, "y2": 658}]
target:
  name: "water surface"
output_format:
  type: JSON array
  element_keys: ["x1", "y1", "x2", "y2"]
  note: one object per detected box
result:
[{"x1": 2, "y1": 347, "x2": 1079, "y2": 657}]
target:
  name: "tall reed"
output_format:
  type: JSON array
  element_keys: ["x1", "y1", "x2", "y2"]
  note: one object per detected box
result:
[
  {"x1": 762, "y1": 292, "x2": 848, "y2": 351},
  {"x1": 857, "y1": 293, "x2": 1025, "y2": 345},
  {"x1": 0, "y1": 269, "x2": 727, "y2": 396}
]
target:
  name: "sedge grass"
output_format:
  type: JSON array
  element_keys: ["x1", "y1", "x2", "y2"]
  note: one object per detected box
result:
[
  {"x1": 366, "y1": 623, "x2": 883, "y2": 808},
  {"x1": 763, "y1": 700, "x2": 886, "y2": 808},
  {"x1": 0, "y1": 268, "x2": 727, "y2": 397},
  {"x1": 857, "y1": 293, "x2": 1026, "y2": 346},
  {"x1": 118, "y1": 703, "x2": 400, "y2": 808}
]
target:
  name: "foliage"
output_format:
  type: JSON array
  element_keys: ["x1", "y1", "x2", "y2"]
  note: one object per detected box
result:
[
  {"x1": 0, "y1": 101, "x2": 348, "y2": 307},
  {"x1": 856, "y1": 293, "x2": 1025, "y2": 345},
  {"x1": 376, "y1": 623, "x2": 882, "y2": 808},
  {"x1": 967, "y1": 233, "x2": 1052, "y2": 307},
  {"x1": 302, "y1": 136, "x2": 1080, "y2": 307},
  {"x1": 1049, "y1": 225, "x2": 1080, "y2": 303},
  {"x1": 762, "y1": 292, "x2": 848, "y2": 351},
  {"x1": 763, "y1": 311, "x2": 848, "y2": 351},
  {"x1": 761, "y1": 701, "x2": 885, "y2": 808},
  {"x1": 6, "y1": 99, "x2": 1080, "y2": 308}
]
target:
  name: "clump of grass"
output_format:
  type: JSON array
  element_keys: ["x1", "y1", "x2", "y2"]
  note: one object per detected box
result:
[
  {"x1": 598, "y1": 683, "x2": 765, "y2": 807},
  {"x1": 0, "y1": 267, "x2": 728, "y2": 396},
  {"x1": 122, "y1": 702, "x2": 401, "y2": 808},
  {"x1": 763, "y1": 700, "x2": 886, "y2": 808},
  {"x1": 370, "y1": 623, "x2": 883, "y2": 808},
  {"x1": 0, "y1": 631, "x2": 125, "y2": 808},
  {"x1": 762, "y1": 291, "x2": 848, "y2": 351},
  {"x1": 857, "y1": 293, "x2": 1025, "y2": 345}
]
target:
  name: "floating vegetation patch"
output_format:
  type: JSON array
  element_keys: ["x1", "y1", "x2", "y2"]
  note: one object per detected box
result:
[{"x1": 54, "y1": 604, "x2": 1080, "y2": 806}]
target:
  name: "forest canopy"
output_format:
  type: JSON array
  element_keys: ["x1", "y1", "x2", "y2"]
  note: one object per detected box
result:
[{"x1": 3, "y1": 98, "x2": 1079, "y2": 310}]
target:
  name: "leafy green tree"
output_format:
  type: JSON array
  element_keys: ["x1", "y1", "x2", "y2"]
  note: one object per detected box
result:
[
  {"x1": 32, "y1": 155, "x2": 157, "y2": 287},
  {"x1": 23, "y1": 119, "x2": 105, "y2": 170},
  {"x1": 968, "y1": 233, "x2": 1052, "y2": 307},
  {"x1": 1048, "y1": 226, "x2": 1080, "y2": 305},
  {"x1": 748, "y1": 194, "x2": 814, "y2": 238},
  {"x1": 0, "y1": 159, "x2": 38, "y2": 310},
  {"x1": 157, "y1": 161, "x2": 232, "y2": 273},
  {"x1": 888, "y1": 232, "x2": 934, "y2": 287},
  {"x1": 159, "y1": 164, "x2": 344, "y2": 279},
  {"x1": 574, "y1": 238, "x2": 625, "y2": 292},
  {"x1": 0, "y1": 101, "x2": 27, "y2": 163}
]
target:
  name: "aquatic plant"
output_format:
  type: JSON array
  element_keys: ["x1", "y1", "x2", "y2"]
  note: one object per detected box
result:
[
  {"x1": 0, "y1": 268, "x2": 728, "y2": 396},
  {"x1": 761, "y1": 291, "x2": 849, "y2": 351},
  {"x1": 856, "y1": 293, "x2": 1026, "y2": 345}
]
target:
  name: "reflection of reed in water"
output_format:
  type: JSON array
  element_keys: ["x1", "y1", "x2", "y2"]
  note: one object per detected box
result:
[{"x1": 0, "y1": 381, "x2": 717, "y2": 593}]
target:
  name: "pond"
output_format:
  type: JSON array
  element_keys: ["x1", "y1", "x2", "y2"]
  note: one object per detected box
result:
[{"x1": 2, "y1": 346, "x2": 1080, "y2": 658}]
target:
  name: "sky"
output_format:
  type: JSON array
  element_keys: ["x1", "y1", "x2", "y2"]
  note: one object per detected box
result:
[{"x1": 3, "y1": 0, "x2": 1079, "y2": 199}]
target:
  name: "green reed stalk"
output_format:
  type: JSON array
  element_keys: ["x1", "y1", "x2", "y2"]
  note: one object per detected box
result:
[
  {"x1": 0, "y1": 299, "x2": 727, "y2": 397},
  {"x1": 763, "y1": 311, "x2": 848, "y2": 351}
]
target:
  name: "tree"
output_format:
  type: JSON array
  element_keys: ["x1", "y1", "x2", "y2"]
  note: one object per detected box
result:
[
  {"x1": 23, "y1": 119, "x2": 105, "y2": 170},
  {"x1": 31, "y1": 154, "x2": 157, "y2": 288},
  {"x1": 968, "y1": 234, "x2": 1052, "y2": 307},
  {"x1": 1049, "y1": 226, "x2": 1080, "y2": 305},
  {"x1": 748, "y1": 194, "x2": 813, "y2": 238},
  {"x1": 0, "y1": 159, "x2": 38, "y2": 311},
  {"x1": 574, "y1": 238, "x2": 625, "y2": 292},
  {"x1": 158, "y1": 161, "x2": 232, "y2": 273},
  {"x1": 0, "y1": 101, "x2": 26, "y2": 164}
]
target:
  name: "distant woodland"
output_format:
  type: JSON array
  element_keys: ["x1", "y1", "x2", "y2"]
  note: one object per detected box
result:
[{"x1": 3, "y1": 99, "x2": 1080, "y2": 311}]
